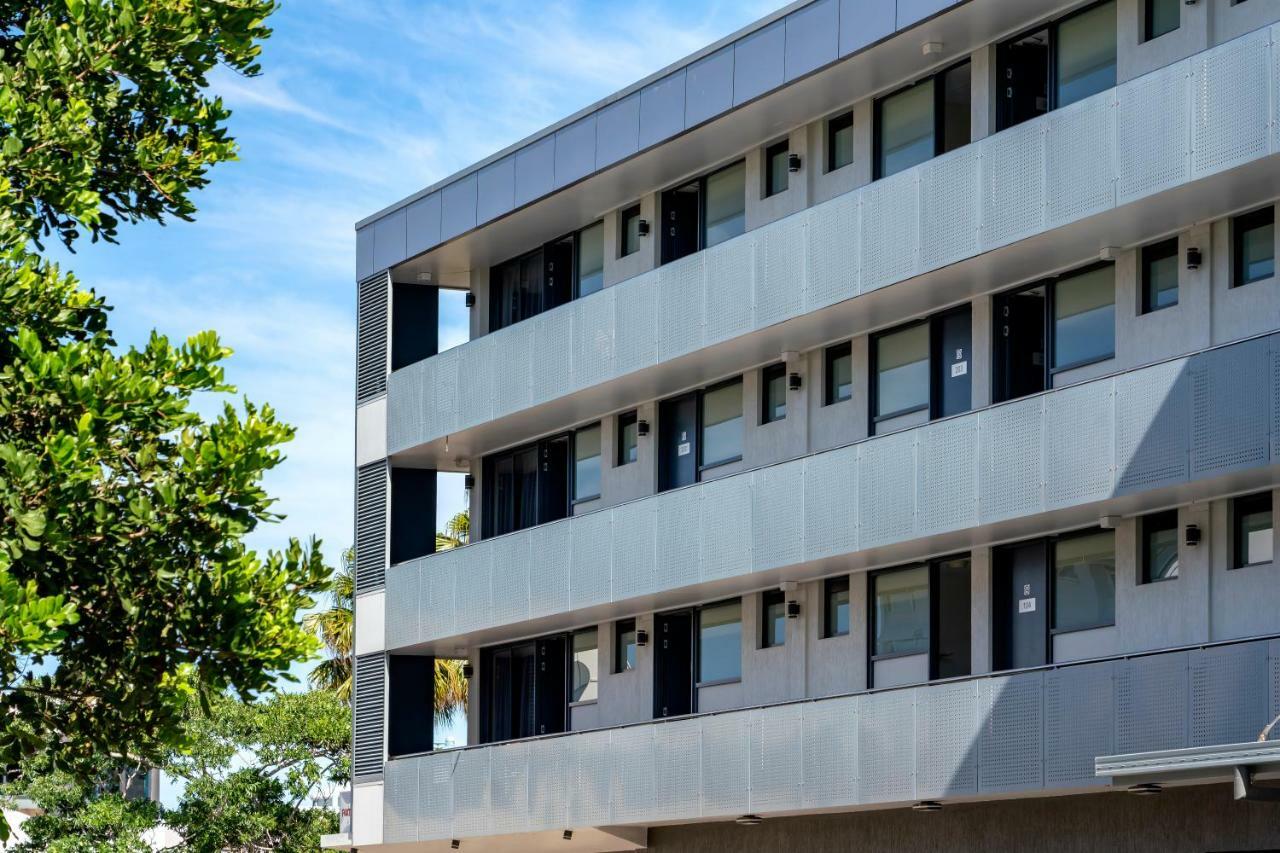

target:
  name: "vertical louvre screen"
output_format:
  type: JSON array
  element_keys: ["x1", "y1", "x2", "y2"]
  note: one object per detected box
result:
[
  {"x1": 353, "y1": 652, "x2": 386, "y2": 780},
  {"x1": 355, "y1": 462, "x2": 388, "y2": 593},
  {"x1": 357, "y1": 271, "x2": 390, "y2": 402}
]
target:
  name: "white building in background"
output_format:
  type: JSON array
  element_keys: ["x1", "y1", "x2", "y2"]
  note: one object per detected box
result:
[{"x1": 345, "y1": 0, "x2": 1280, "y2": 849}]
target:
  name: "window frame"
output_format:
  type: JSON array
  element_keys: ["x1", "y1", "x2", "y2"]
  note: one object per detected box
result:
[
  {"x1": 572, "y1": 422, "x2": 603, "y2": 504},
  {"x1": 1050, "y1": 527, "x2": 1117, "y2": 635},
  {"x1": 1139, "y1": 509, "x2": 1180, "y2": 584},
  {"x1": 1050, "y1": 261, "x2": 1117, "y2": 374},
  {"x1": 1140, "y1": 237, "x2": 1179, "y2": 314},
  {"x1": 761, "y1": 362, "x2": 788, "y2": 425},
  {"x1": 698, "y1": 376, "x2": 745, "y2": 472},
  {"x1": 761, "y1": 589, "x2": 786, "y2": 649},
  {"x1": 764, "y1": 139, "x2": 790, "y2": 197},
  {"x1": 823, "y1": 575, "x2": 851, "y2": 639},
  {"x1": 700, "y1": 158, "x2": 747, "y2": 251},
  {"x1": 826, "y1": 111, "x2": 854, "y2": 173},
  {"x1": 569, "y1": 627, "x2": 599, "y2": 705},
  {"x1": 1232, "y1": 492, "x2": 1273, "y2": 569},
  {"x1": 873, "y1": 58, "x2": 971, "y2": 180},
  {"x1": 824, "y1": 342, "x2": 853, "y2": 406},
  {"x1": 1143, "y1": 0, "x2": 1180, "y2": 42},
  {"x1": 616, "y1": 410, "x2": 638, "y2": 467},
  {"x1": 696, "y1": 598, "x2": 743, "y2": 686},
  {"x1": 614, "y1": 618, "x2": 637, "y2": 674},
  {"x1": 870, "y1": 318, "x2": 931, "y2": 426},
  {"x1": 1232, "y1": 205, "x2": 1275, "y2": 288},
  {"x1": 619, "y1": 204, "x2": 642, "y2": 258},
  {"x1": 868, "y1": 563, "x2": 932, "y2": 663},
  {"x1": 866, "y1": 554, "x2": 972, "y2": 686},
  {"x1": 488, "y1": 220, "x2": 605, "y2": 332}
]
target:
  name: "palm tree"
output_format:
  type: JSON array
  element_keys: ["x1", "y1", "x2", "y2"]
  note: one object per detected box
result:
[{"x1": 309, "y1": 540, "x2": 469, "y2": 725}]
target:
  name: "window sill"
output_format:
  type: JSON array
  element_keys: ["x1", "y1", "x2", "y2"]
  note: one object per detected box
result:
[
  {"x1": 1139, "y1": 300, "x2": 1178, "y2": 316},
  {"x1": 699, "y1": 455, "x2": 743, "y2": 474},
  {"x1": 1231, "y1": 274, "x2": 1275, "y2": 289},
  {"x1": 572, "y1": 494, "x2": 602, "y2": 506},
  {"x1": 873, "y1": 403, "x2": 928, "y2": 423},
  {"x1": 822, "y1": 397, "x2": 853, "y2": 408},
  {"x1": 568, "y1": 699, "x2": 598, "y2": 709},
  {"x1": 870, "y1": 649, "x2": 928, "y2": 662},
  {"x1": 1140, "y1": 574, "x2": 1179, "y2": 585},
  {"x1": 696, "y1": 677, "x2": 742, "y2": 689},
  {"x1": 1229, "y1": 561, "x2": 1275, "y2": 571},
  {"x1": 1050, "y1": 622, "x2": 1115, "y2": 636},
  {"x1": 1050, "y1": 353, "x2": 1115, "y2": 375},
  {"x1": 821, "y1": 631, "x2": 851, "y2": 641}
]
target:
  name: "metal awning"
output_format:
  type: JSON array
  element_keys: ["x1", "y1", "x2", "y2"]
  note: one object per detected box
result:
[{"x1": 1097, "y1": 741, "x2": 1280, "y2": 802}]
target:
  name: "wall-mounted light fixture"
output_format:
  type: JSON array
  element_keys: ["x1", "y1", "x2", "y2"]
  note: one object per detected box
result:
[
  {"x1": 562, "y1": 830, "x2": 574, "y2": 841},
  {"x1": 787, "y1": 153, "x2": 802, "y2": 173},
  {"x1": 788, "y1": 372, "x2": 802, "y2": 391},
  {"x1": 451, "y1": 840, "x2": 461, "y2": 850},
  {"x1": 464, "y1": 292, "x2": 476, "y2": 308},
  {"x1": 463, "y1": 474, "x2": 475, "y2": 492},
  {"x1": 1187, "y1": 247, "x2": 1202, "y2": 270},
  {"x1": 637, "y1": 419, "x2": 650, "y2": 437},
  {"x1": 735, "y1": 814, "x2": 763, "y2": 826},
  {"x1": 786, "y1": 600, "x2": 801, "y2": 619},
  {"x1": 912, "y1": 800, "x2": 943, "y2": 812},
  {"x1": 1185, "y1": 524, "x2": 1201, "y2": 547},
  {"x1": 461, "y1": 663, "x2": 474, "y2": 680},
  {"x1": 636, "y1": 629, "x2": 649, "y2": 647},
  {"x1": 637, "y1": 219, "x2": 651, "y2": 237}
]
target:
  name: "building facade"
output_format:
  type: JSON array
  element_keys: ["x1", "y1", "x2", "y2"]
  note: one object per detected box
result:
[{"x1": 346, "y1": 0, "x2": 1280, "y2": 849}]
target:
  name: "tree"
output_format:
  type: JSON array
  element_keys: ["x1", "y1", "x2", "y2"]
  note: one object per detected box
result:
[
  {"x1": 435, "y1": 509, "x2": 470, "y2": 551},
  {"x1": 0, "y1": 0, "x2": 331, "y2": 824},
  {"x1": 305, "y1": 551, "x2": 353, "y2": 702}
]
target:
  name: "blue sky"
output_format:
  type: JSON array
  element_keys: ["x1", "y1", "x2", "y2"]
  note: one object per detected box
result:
[{"x1": 52, "y1": 0, "x2": 780, "y2": 771}]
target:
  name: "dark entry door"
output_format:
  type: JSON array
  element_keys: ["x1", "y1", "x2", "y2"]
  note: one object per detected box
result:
[
  {"x1": 658, "y1": 393, "x2": 699, "y2": 492},
  {"x1": 994, "y1": 286, "x2": 1047, "y2": 403},
  {"x1": 661, "y1": 183, "x2": 701, "y2": 264},
  {"x1": 933, "y1": 306, "x2": 973, "y2": 418},
  {"x1": 994, "y1": 541, "x2": 1049, "y2": 670},
  {"x1": 538, "y1": 436, "x2": 570, "y2": 525},
  {"x1": 535, "y1": 635, "x2": 568, "y2": 736},
  {"x1": 653, "y1": 611, "x2": 694, "y2": 718},
  {"x1": 997, "y1": 32, "x2": 1049, "y2": 131},
  {"x1": 543, "y1": 236, "x2": 574, "y2": 311}
]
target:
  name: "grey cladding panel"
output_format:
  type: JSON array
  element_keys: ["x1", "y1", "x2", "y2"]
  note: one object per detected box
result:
[
  {"x1": 1273, "y1": 335, "x2": 1280, "y2": 463},
  {"x1": 355, "y1": 461, "x2": 387, "y2": 593},
  {"x1": 356, "y1": 226, "x2": 374, "y2": 280},
  {"x1": 1190, "y1": 337, "x2": 1270, "y2": 476},
  {"x1": 477, "y1": 156, "x2": 516, "y2": 224},
  {"x1": 979, "y1": 673, "x2": 1043, "y2": 793},
  {"x1": 383, "y1": 757, "x2": 418, "y2": 843},
  {"x1": 1190, "y1": 644, "x2": 1270, "y2": 747},
  {"x1": 840, "y1": 0, "x2": 895, "y2": 57},
  {"x1": 785, "y1": 0, "x2": 839, "y2": 82},
  {"x1": 1044, "y1": 662, "x2": 1114, "y2": 788},
  {"x1": 897, "y1": 0, "x2": 958, "y2": 28},
  {"x1": 596, "y1": 93, "x2": 641, "y2": 169},
  {"x1": 733, "y1": 20, "x2": 785, "y2": 106},
  {"x1": 1116, "y1": 652, "x2": 1188, "y2": 754},
  {"x1": 515, "y1": 136, "x2": 556, "y2": 207},
  {"x1": 685, "y1": 46, "x2": 735, "y2": 127},
  {"x1": 554, "y1": 116, "x2": 597, "y2": 189},
  {"x1": 353, "y1": 652, "x2": 385, "y2": 780},
  {"x1": 440, "y1": 174, "x2": 478, "y2": 241},
  {"x1": 639, "y1": 70, "x2": 686, "y2": 149},
  {"x1": 406, "y1": 192, "x2": 442, "y2": 258},
  {"x1": 373, "y1": 208, "x2": 407, "y2": 274}
]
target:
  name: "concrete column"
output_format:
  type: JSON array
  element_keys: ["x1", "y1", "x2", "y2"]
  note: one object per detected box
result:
[{"x1": 969, "y1": 546, "x2": 992, "y2": 675}]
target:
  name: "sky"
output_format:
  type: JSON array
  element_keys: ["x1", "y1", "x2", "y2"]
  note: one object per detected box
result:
[{"x1": 47, "y1": 0, "x2": 782, "y2": 786}]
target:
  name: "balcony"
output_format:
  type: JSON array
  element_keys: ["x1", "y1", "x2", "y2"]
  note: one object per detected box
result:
[
  {"x1": 382, "y1": 636, "x2": 1280, "y2": 847},
  {"x1": 384, "y1": 24, "x2": 1280, "y2": 463},
  {"x1": 386, "y1": 333, "x2": 1280, "y2": 652}
]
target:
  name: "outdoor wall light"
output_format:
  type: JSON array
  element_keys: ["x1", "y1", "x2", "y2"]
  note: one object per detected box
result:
[
  {"x1": 450, "y1": 841, "x2": 461, "y2": 850},
  {"x1": 912, "y1": 800, "x2": 942, "y2": 812},
  {"x1": 788, "y1": 372, "x2": 802, "y2": 391},
  {"x1": 1187, "y1": 247, "x2": 1202, "y2": 270},
  {"x1": 786, "y1": 600, "x2": 801, "y2": 619},
  {"x1": 464, "y1": 292, "x2": 475, "y2": 308},
  {"x1": 637, "y1": 219, "x2": 650, "y2": 237},
  {"x1": 787, "y1": 153, "x2": 802, "y2": 173},
  {"x1": 1185, "y1": 524, "x2": 1201, "y2": 547},
  {"x1": 1128, "y1": 783, "x2": 1163, "y2": 796},
  {"x1": 562, "y1": 830, "x2": 574, "y2": 841},
  {"x1": 637, "y1": 419, "x2": 650, "y2": 437},
  {"x1": 734, "y1": 814, "x2": 763, "y2": 826},
  {"x1": 636, "y1": 629, "x2": 649, "y2": 647},
  {"x1": 463, "y1": 474, "x2": 475, "y2": 492},
  {"x1": 462, "y1": 663, "x2": 474, "y2": 680}
]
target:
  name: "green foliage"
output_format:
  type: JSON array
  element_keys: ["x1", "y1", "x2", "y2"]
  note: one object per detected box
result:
[
  {"x1": 0, "y1": 0, "x2": 278, "y2": 248},
  {"x1": 0, "y1": 2, "x2": 334, "y2": 841}
]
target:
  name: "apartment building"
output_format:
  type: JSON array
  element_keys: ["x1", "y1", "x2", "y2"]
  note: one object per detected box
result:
[{"x1": 344, "y1": 0, "x2": 1280, "y2": 849}]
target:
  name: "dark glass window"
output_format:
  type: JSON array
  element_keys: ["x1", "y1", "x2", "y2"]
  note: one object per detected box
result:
[
  {"x1": 489, "y1": 222, "x2": 604, "y2": 331},
  {"x1": 873, "y1": 321, "x2": 929, "y2": 420},
  {"x1": 1144, "y1": 0, "x2": 1179, "y2": 41},
  {"x1": 1233, "y1": 206, "x2": 1275, "y2": 287},
  {"x1": 827, "y1": 111, "x2": 854, "y2": 172},
  {"x1": 698, "y1": 600, "x2": 742, "y2": 683},
  {"x1": 570, "y1": 629, "x2": 598, "y2": 703},
  {"x1": 871, "y1": 565, "x2": 929, "y2": 657},
  {"x1": 704, "y1": 161, "x2": 747, "y2": 248},
  {"x1": 576, "y1": 222, "x2": 604, "y2": 297},
  {"x1": 761, "y1": 590, "x2": 786, "y2": 648},
  {"x1": 1053, "y1": 530, "x2": 1116, "y2": 632},
  {"x1": 1056, "y1": 1, "x2": 1117, "y2": 108},
  {"x1": 1052, "y1": 264, "x2": 1115, "y2": 370},
  {"x1": 617, "y1": 410, "x2": 638, "y2": 466},
  {"x1": 761, "y1": 362, "x2": 787, "y2": 424},
  {"x1": 1233, "y1": 492, "x2": 1273, "y2": 569},
  {"x1": 875, "y1": 61, "x2": 971, "y2": 179},
  {"x1": 765, "y1": 140, "x2": 789, "y2": 197},
  {"x1": 701, "y1": 378, "x2": 743, "y2": 468},
  {"x1": 615, "y1": 619, "x2": 637, "y2": 673},
  {"x1": 824, "y1": 576, "x2": 850, "y2": 638},
  {"x1": 662, "y1": 160, "x2": 746, "y2": 265},
  {"x1": 483, "y1": 436, "x2": 570, "y2": 538},
  {"x1": 825, "y1": 342, "x2": 852, "y2": 405},
  {"x1": 573, "y1": 424, "x2": 602, "y2": 502},
  {"x1": 1141, "y1": 238, "x2": 1179, "y2": 313},
  {"x1": 1141, "y1": 510, "x2": 1180, "y2": 583},
  {"x1": 620, "y1": 204, "x2": 642, "y2": 257}
]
